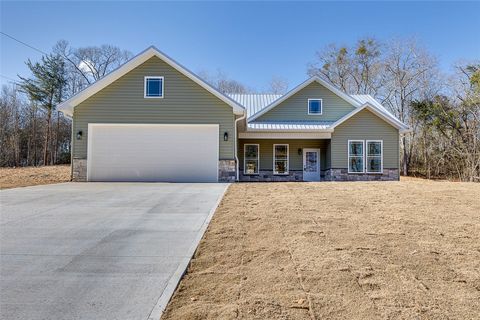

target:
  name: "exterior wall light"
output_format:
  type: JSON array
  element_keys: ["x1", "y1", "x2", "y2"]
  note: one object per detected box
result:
[
  {"x1": 224, "y1": 132, "x2": 228, "y2": 141},
  {"x1": 76, "y1": 130, "x2": 83, "y2": 140},
  {"x1": 298, "y1": 148, "x2": 302, "y2": 155}
]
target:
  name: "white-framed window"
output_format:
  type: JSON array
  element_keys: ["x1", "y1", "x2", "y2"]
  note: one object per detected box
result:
[
  {"x1": 308, "y1": 98, "x2": 323, "y2": 115},
  {"x1": 144, "y1": 76, "x2": 164, "y2": 98},
  {"x1": 273, "y1": 144, "x2": 289, "y2": 175},
  {"x1": 348, "y1": 140, "x2": 365, "y2": 173},
  {"x1": 244, "y1": 144, "x2": 259, "y2": 175},
  {"x1": 366, "y1": 140, "x2": 383, "y2": 173}
]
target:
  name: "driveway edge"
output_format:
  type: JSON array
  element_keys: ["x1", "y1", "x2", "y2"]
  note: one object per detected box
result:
[{"x1": 147, "y1": 183, "x2": 230, "y2": 320}]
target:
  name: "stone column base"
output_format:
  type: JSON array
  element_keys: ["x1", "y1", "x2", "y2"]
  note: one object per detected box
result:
[
  {"x1": 219, "y1": 160, "x2": 236, "y2": 182},
  {"x1": 325, "y1": 168, "x2": 399, "y2": 181},
  {"x1": 240, "y1": 170, "x2": 303, "y2": 182},
  {"x1": 72, "y1": 159, "x2": 87, "y2": 182}
]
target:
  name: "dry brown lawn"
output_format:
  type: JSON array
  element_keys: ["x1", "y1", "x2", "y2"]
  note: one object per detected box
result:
[
  {"x1": 0, "y1": 165, "x2": 70, "y2": 189},
  {"x1": 163, "y1": 179, "x2": 480, "y2": 320}
]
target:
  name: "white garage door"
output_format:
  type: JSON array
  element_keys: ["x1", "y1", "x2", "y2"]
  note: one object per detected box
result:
[{"x1": 87, "y1": 124, "x2": 219, "y2": 182}]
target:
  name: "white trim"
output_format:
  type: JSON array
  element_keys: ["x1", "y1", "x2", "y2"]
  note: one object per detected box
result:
[
  {"x1": 249, "y1": 76, "x2": 361, "y2": 121},
  {"x1": 243, "y1": 144, "x2": 260, "y2": 175},
  {"x1": 331, "y1": 103, "x2": 409, "y2": 132},
  {"x1": 87, "y1": 123, "x2": 93, "y2": 181},
  {"x1": 86, "y1": 123, "x2": 219, "y2": 182},
  {"x1": 273, "y1": 144, "x2": 289, "y2": 175},
  {"x1": 144, "y1": 76, "x2": 164, "y2": 98},
  {"x1": 87, "y1": 123, "x2": 220, "y2": 127},
  {"x1": 303, "y1": 148, "x2": 321, "y2": 181},
  {"x1": 347, "y1": 140, "x2": 365, "y2": 174},
  {"x1": 234, "y1": 113, "x2": 247, "y2": 181},
  {"x1": 307, "y1": 98, "x2": 323, "y2": 115},
  {"x1": 366, "y1": 140, "x2": 383, "y2": 174},
  {"x1": 239, "y1": 132, "x2": 331, "y2": 139},
  {"x1": 58, "y1": 46, "x2": 245, "y2": 116}
]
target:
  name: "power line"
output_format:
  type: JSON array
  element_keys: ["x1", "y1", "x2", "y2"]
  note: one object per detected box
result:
[{"x1": 0, "y1": 31, "x2": 48, "y2": 55}]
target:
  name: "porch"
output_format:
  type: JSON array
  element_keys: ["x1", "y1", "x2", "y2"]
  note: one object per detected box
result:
[{"x1": 238, "y1": 139, "x2": 330, "y2": 182}]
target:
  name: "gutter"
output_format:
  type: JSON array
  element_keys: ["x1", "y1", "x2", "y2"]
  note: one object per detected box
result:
[{"x1": 234, "y1": 112, "x2": 247, "y2": 181}]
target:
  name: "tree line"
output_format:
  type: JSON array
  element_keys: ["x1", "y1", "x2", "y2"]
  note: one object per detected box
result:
[
  {"x1": 0, "y1": 41, "x2": 132, "y2": 167},
  {"x1": 306, "y1": 38, "x2": 479, "y2": 181},
  {"x1": 1, "y1": 38, "x2": 478, "y2": 181}
]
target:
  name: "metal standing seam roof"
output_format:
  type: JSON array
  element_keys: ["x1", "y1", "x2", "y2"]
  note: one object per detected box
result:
[
  {"x1": 227, "y1": 94, "x2": 282, "y2": 118},
  {"x1": 247, "y1": 121, "x2": 333, "y2": 131}
]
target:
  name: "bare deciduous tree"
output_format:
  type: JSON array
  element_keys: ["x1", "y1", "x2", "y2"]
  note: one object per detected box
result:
[
  {"x1": 198, "y1": 69, "x2": 249, "y2": 94},
  {"x1": 307, "y1": 38, "x2": 384, "y2": 95},
  {"x1": 267, "y1": 76, "x2": 289, "y2": 94},
  {"x1": 308, "y1": 44, "x2": 351, "y2": 92},
  {"x1": 53, "y1": 40, "x2": 132, "y2": 96},
  {"x1": 381, "y1": 39, "x2": 439, "y2": 175}
]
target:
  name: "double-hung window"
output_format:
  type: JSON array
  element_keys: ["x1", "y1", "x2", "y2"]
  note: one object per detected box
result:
[
  {"x1": 348, "y1": 140, "x2": 383, "y2": 173},
  {"x1": 244, "y1": 144, "x2": 259, "y2": 175},
  {"x1": 144, "y1": 76, "x2": 164, "y2": 98},
  {"x1": 348, "y1": 140, "x2": 365, "y2": 173},
  {"x1": 366, "y1": 140, "x2": 383, "y2": 173},
  {"x1": 308, "y1": 99, "x2": 322, "y2": 115},
  {"x1": 273, "y1": 144, "x2": 289, "y2": 175}
]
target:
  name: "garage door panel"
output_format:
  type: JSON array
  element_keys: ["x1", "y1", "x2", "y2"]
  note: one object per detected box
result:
[{"x1": 88, "y1": 124, "x2": 219, "y2": 182}]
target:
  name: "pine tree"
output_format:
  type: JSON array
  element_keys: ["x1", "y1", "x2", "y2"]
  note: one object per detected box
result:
[{"x1": 19, "y1": 54, "x2": 67, "y2": 165}]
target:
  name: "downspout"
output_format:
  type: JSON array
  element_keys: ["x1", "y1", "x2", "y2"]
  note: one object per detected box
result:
[
  {"x1": 67, "y1": 110, "x2": 74, "y2": 181},
  {"x1": 234, "y1": 112, "x2": 247, "y2": 181}
]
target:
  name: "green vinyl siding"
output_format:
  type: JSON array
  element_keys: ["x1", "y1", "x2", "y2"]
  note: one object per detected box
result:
[
  {"x1": 256, "y1": 81, "x2": 356, "y2": 122},
  {"x1": 331, "y1": 109, "x2": 399, "y2": 169},
  {"x1": 239, "y1": 139, "x2": 330, "y2": 171},
  {"x1": 73, "y1": 56, "x2": 235, "y2": 160}
]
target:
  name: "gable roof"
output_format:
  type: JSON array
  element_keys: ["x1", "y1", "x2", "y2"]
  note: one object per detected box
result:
[
  {"x1": 231, "y1": 77, "x2": 409, "y2": 133},
  {"x1": 351, "y1": 94, "x2": 398, "y2": 120},
  {"x1": 331, "y1": 102, "x2": 410, "y2": 133},
  {"x1": 247, "y1": 76, "x2": 362, "y2": 121},
  {"x1": 58, "y1": 46, "x2": 245, "y2": 116},
  {"x1": 227, "y1": 93, "x2": 282, "y2": 118}
]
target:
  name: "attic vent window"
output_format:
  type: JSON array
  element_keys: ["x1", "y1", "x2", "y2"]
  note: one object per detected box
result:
[
  {"x1": 144, "y1": 76, "x2": 164, "y2": 98},
  {"x1": 308, "y1": 99, "x2": 322, "y2": 115}
]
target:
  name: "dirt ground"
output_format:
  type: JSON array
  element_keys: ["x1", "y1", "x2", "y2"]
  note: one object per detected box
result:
[
  {"x1": 163, "y1": 178, "x2": 480, "y2": 320},
  {"x1": 0, "y1": 165, "x2": 70, "y2": 189}
]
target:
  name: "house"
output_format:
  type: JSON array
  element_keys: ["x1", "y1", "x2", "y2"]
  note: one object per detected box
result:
[{"x1": 58, "y1": 46, "x2": 409, "y2": 183}]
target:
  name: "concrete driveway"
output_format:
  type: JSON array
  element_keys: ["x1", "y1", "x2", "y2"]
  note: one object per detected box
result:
[{"x1": 0, "y1": 182, "x2": 229, "y2": 320}]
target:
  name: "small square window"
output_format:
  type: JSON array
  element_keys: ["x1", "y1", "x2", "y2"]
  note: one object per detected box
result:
[
  {"x1": 144, "y1": 77, "x2": 164, "y2": 98},
  {"x1": 308, "y1": 99, "x2": 322, "y2": 115}
]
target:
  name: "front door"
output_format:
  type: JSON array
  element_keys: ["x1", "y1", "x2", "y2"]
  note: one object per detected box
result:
[{"x1": 303, "y1": 148, "x2": 320, "y2": 181}]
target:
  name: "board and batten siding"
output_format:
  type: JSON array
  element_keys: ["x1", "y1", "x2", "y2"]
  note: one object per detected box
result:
[
  {"x1": 73, "y1": 56, "x2": 235, "y2": 160},
  {"x1": 256, "y1": 82, "x2": 356, "y2": 122},
  {"x1": 239, "y1": 139, "x2": 330, "y2": 171},
  {"x1": 330, "y1": 109, "x2": 399, "y2": 169}
]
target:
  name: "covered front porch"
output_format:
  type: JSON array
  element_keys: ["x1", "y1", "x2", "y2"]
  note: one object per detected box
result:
[{"x1": 238, "y1": 138, "x2": 331, "y2": 182}]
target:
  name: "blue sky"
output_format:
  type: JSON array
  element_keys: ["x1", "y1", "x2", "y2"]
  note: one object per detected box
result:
[{"x1": 1, "y1": 1, "x2": 479, "y2": 90}]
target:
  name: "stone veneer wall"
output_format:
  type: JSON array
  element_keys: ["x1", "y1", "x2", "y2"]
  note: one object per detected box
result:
[
  {"x1": 324, "y1": 168, "x2": 399, "y2": 181},
  {"x1": 240, "y1": 170, "x2": 303, "y2": 182},
  {"x1": 72, "y1": 158, "x2": 87, "y2": 182},
  {"x1": 218, "y1": 160, "x2": 236, "y2": 182}
]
